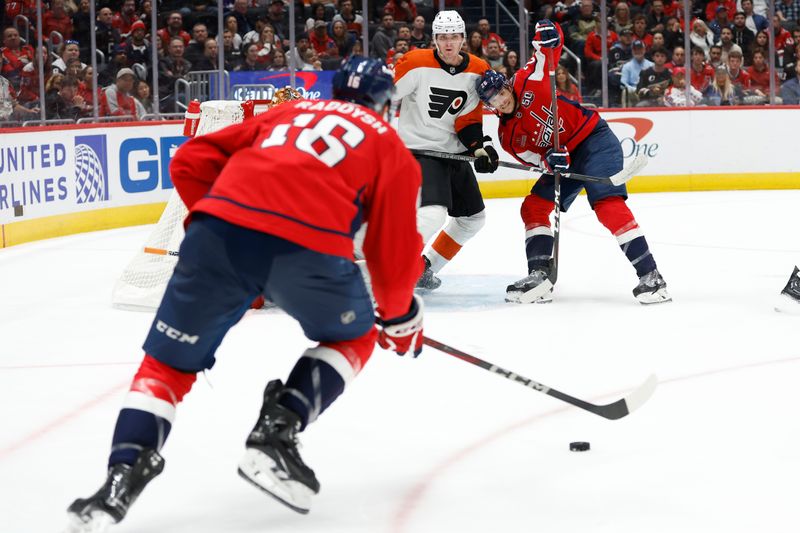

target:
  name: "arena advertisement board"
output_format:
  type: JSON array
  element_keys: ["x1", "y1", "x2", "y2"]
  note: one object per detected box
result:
[
  {"x1": 229, "y1": 71, "x2": 334, "y2": 100},
  {"x1": 0, "y1": 123, "x2": 185, "y2": 243}
]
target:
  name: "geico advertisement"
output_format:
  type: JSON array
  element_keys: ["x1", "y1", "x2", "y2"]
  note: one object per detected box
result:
[{"x1": 0, "y1": 124, "x2": 185, "y2": 223}]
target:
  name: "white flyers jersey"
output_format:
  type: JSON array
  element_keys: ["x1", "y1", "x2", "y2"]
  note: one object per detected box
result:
[{"x1": 393, "y1": 49, "x2": 489, "y2": 153}]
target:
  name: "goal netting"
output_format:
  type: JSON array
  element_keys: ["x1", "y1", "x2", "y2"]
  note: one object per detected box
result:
[{"x1": 112, "y1": 99, "x2": 270, "y2": 311}]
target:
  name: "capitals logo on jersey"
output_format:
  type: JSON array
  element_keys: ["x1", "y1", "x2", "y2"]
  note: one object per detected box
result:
[{"x1": 427, "y1": 87, "x2": 468, "y2": 119}]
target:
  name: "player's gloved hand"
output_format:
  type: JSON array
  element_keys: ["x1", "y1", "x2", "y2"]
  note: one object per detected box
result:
[
  {"x1": 377, "y1": 294, "x2": 424, "y2": 357},
  {"x1": 473, "y1": 136, "x2": 499, "y2": 173},
  {"x1": 532, "y1": 19, "x2": 561, "y2": 49},
  {"x1": 544, "y1": 145, "x2": 570, "y2": 173}
]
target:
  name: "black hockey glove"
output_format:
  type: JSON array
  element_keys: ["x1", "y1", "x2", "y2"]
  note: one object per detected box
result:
[{"x1": 473, "y1": 136, "x2": 499, "y2": 174}]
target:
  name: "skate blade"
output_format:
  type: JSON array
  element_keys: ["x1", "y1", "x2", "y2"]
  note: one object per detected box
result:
[
  {"x1": 64, "y1": 510, "x2": 115, "y2": 533},
  {"x1": 775, "y1": 293, "x2": 800, "y2": 314},
  {"x1": 238, "y1": 448, "x2": 315, "y2": 514},
  {"x1": 636, "y1": 288, "x2": 672, "y2": 305}
]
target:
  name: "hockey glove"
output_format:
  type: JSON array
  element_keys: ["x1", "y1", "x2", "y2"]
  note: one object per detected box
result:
[
  {"x1": 544, "y1": 145, "x2": 570, "y2": 173},
  {"x1": 532, "y1": 19, "x2": 561, "y2": 49},
  {"x1": 377, "y1": 294, "x2": 424, "y2": 357},
  {"x1": 473, "y1": 136, "x2": 499, "y2": 173}
]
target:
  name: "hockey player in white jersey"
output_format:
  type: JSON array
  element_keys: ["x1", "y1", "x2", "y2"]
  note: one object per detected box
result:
[{"x1": 393, "y1": 10, "x2": 499, "y2": 290}]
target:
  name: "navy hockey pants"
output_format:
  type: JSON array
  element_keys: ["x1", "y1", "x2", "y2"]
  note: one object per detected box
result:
[
  {"x1": 143, "y1": 214, "x2": 375, "y2": 372},
  {"x1": 531, "y1": 119, "x2": 627, "y2": 211}
]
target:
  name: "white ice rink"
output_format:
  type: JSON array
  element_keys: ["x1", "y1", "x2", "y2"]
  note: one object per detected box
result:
[{"x1": 2, "y1": 190, "x2": 800, "y2": 533}]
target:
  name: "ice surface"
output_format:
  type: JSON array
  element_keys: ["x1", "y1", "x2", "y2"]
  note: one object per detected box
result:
[{"x1": 2, "y1": 191, "x2": 800, "y2": 533}]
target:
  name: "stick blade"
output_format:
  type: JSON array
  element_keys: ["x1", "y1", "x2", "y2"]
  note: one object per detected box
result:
[
  {"x1": 609, "y1": 153, "x2": 648, "y2": 186},
  {"x1": 513, "y1": 279, "x2": 554, "y2": 304},
  {"x1": 595, "y1": 373, "x2": 658, "y2": 420}
]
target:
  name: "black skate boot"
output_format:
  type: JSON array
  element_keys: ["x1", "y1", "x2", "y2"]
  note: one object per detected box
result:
[
  {"x1": 776, "y1": 266, "x2": 800, "y2": 314},
  {"x1": 506, "y1": 268, "x2": 553, "y2": 303},
  {"x1": 633, "y1": 269, "x2": 672, "y2": 304},
  {"x1": 66, "y1": 448, "x2": 164, "y2": 533},
  {"x1": 238, "y1": 380, "x2": 320, "y2": 514},
  {"x1": 415, "y1": 256, "x2": 441, "y2": 291}
]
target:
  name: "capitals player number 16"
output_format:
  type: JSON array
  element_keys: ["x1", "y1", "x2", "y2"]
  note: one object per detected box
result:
[{"x1": 261, "y1": 113, "x2": 366, "y2": 167}]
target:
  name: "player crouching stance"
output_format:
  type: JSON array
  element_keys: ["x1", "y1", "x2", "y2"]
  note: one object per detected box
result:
[
  {"x1": 66, "y1": 57, "x2": 424, "y2": 532},
  {"x1": 477, "y1": 20, "x2": 670, "y2": 305}
]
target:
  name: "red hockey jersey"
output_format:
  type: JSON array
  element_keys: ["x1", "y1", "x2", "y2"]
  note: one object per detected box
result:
[
  {"x1": 497, "y1": 33, "x2": 599, "y2": 167},
  {"x1": 169, "y1": 99, "x2": 423, "y2": 319}
]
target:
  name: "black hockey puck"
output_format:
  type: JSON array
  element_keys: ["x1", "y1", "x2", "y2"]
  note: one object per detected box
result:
[{"x1": 569, "y1": 441, "x2": 590, "y2": 452}]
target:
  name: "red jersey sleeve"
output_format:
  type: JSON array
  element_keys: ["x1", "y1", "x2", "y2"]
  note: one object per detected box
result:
[
  {"x1": 169, "y1": 119, "x2": 261, "y2": 211},
  {"x1": 362, "y1": 143, "x2": 423, "y2": 321}
]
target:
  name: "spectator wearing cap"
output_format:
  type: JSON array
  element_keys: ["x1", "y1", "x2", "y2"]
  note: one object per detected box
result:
[
  {"x1": 731, "y1": 12, "x2": 755, "y2": 63},
  {"x1": 98, "y1": 44, "x2": 129, "y2": 86},
  {"x1": 690, "y1": 19, "x2": 715, "y2": 59},
  {"x1": 52, "y1": 41, "x2": 86, "y2": 76},
  {"x1": 689, "y1": 46, "x2": 715, "y2": 94},
  {"x1": 125, "y1": 20, "x2": 151, "y2": 67},
  {"x1": 709, "y1": 6, "x2": 733, "y2": 42},
  {"x1": 664, "y1": 67, "x2": 703, "y2": 106},
  {"x1": 621, "y1": 39, "x2": 653, "y2": 92},
  {"x1": 781, "y1": 61, "x2": 800, "y2": 103},
  {"x1": 371, "y1": 12, "x2": 396, "y2": 60},
  {"x1": 184, "y1": 22, "x2": 210, "y2": 66},
  {"x1": 706, "y1": 0, "x2": 736, "y2": 22},
  {"x1": 741, "y1": 0, "x2": 768, "y2": 35},
  {"x1": 609, "y1": 28, "x2": 634, "y2": 68},
  {"x1": 636, "y1": 48, "x2": 671, "y2": 106},
  {"x1": 310, "y1": 20, "x2": 336, "y2": 57},
  {"x1": 1, "y1": 26, "x2": 35, "y2": 91},
  {"x1": 287, "y1": 32, "x2": 311, "y2": 70},
  {"x1": 646, "y1": 0, "x2": 667, "y2": 34},
  {"x1": 158, "y1": 11, "x2": 191, "y2": 50},
  {"x1": 333, "y1": 0, "x2": 364, "y2": 37},
  {"x1": 267, "y1": 0, "x2": 290, "y2": 45},
  {"x1": 96, "y1": 7, "x2": 122, "y2": 59},
  {"x1": 101, "y1": 67, "x2": 145, "y2": 119},
  {"x1": 43, "y1": 0, "x2": 75, "y2": 40},
  {"x1": 777, "y1": 0, "x2": 800, "y2": 25},
  {"x1": 112, "y1": 0, "x2": 140, "y2": 38}
]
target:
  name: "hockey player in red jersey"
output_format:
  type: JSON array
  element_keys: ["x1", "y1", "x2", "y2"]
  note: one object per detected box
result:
[
  {"x1": 393, "y1": 10, "x2": 499, "y2": 291},
  {"x1": 477, "y1": 20, "x2": 670, "y2": 304},
  {"x1": 66, "y1": 57, "x2": 424, "y2": 531}
]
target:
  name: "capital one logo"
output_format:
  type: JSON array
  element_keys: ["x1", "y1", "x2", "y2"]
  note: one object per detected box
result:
[
  {"x1": 427, "y1": 87, "x2": 468, "y2": 119},
  {"x1": 606, "y1": 117, "x2": 658, "y2": 158}
]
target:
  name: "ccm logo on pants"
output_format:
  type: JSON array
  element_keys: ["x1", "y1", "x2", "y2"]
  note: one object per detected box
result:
[{"x1": 156, "y1": 320, "x2": 199, "y2": 344}]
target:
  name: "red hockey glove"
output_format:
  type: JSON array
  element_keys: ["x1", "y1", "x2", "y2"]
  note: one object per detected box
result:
[
  {"x1": 473, "y1": 136, "x2": 499, "y2": 173},
  {"x1": 544, "y1": 145, "x2": 570, "y2": 173},
  {"x1": 377, "y1": 294, "x2": 424, "y2": 357}
]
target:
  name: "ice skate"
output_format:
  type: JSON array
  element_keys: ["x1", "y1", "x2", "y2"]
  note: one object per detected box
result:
[
  {"x1": 775, "y1": 266, "x2": 800, "y2": 314},
  {"x1": 506, "y1": 269, "x2": 553, "y2": 303},
  {"x1": 66, "y1": 449, "x2": 164, "y2": 533},
  {"x1": 633, "y1": 269, "x2": 671, "y2": 304},
  {"x1": 238, "y1": 380, "x2": 320, "y2": 514},
  {"x1": 415, "y1": 256, "x2": 441, "y2": 291}
]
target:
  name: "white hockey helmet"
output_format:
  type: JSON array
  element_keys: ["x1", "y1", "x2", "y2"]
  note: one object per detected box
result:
[{"x1": 432, "y1": 10, "x2": 466, "y2": 38}]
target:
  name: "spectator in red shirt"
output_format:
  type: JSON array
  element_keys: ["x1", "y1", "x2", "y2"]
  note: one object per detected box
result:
[
  {"x1": 43, "y1": 0, "x2": 75, "y2": 40},
  {"x1": 112, "y1": 0, "x2": 140, "y2": 39},
  {"x1": 17, "y1": 46, "x2": 52, "y2": 105},
  {"x1": 726, "y1": 49, "x2": 751, "y2": 89},
  {"x1": 478, "y1": 17, "x2": 506, "y2": 54},
  {"x1": 584, "y1": 28, "x2": 618, "y2": 93},
  {"x1": 1, "y1": 26, "x2": 35, "y2": 91},
  {"x1": 665, "y1": 45, "x2": 685, "y2": 69},
  {"x1": 772, "y1": 15, "x2": 795, "y2": 51},
  {"x1": 689, "y1": 46, "x2": 715, "y2": 94},
  {"x1": 706, "y1": 0, "x2": 737, "y2": 22},
  {"x1": 157, "y1": 11, "x2": 191, "y2": 49},
  {"x1": 101, "y1": 67, "x2": 144, "y2": 119},
  {"x1": 555, "y1": 64, "x2": 582, "y2": 102},
  {"x1": 386, "y1": 37, "x2": 410, "y2": 65},
  {"x1": 309, "y1": 20, "x2": 336, "y2": 57},
  {"x1": 631, "y1": 14, "x2": 653, "y2": 50},
  {"x1": 4, "y1": 0, "x2": 36, "y2": 24},
  {"x1": 746, "y1": 47, "x2": 779, "y2": 92},
  {"x1": 384, "y1": 0, "x2": 417, "y2": 24}
]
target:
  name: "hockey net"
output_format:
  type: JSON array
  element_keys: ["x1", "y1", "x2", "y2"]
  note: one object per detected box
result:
[{"x1": 111, "y1": 99, "x2": 271, "y2": 311}]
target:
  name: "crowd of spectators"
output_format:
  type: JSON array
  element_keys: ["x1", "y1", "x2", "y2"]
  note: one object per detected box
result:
[{"x1": 2, "y1": 0, "x2": 800, "y2": 124}]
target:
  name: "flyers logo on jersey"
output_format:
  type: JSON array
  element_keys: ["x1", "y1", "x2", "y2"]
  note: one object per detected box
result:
[{"x1": 428, "y1": 87, "x2": 468, "y2": 119}]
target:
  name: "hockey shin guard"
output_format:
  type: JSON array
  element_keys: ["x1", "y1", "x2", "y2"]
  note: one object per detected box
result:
[
  {"x1": 520, "y1": 194, "x2": 555, "y2": 272},
  {"x1": 427, "y1": 210, "x2": 486, "y2": 273},
  {"x1": 280, "y1": 328, "x2": 378, "y2": 429},
  {"x1": 594, "y1": 196, "x2": 657, "y2": 277},
  {"x1": 108, "y1": 355, "x2": 197, "y2": 466}
]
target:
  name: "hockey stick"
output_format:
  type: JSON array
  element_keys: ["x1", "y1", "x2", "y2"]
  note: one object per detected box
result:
[
  {"x1": 546, "y1": 47, "x2": 562, "y2": 291},
  {"x1": 423, "y1": 336, "x2": 657, "y2": 420},
  {"x1": 409, "y1": 149, "x2": 647, "y2": 187}
]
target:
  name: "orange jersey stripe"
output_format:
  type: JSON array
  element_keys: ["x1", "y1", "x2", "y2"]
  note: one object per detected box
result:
[{"x1": 394, "y1": 49, "x2": 491, "y2": 83}]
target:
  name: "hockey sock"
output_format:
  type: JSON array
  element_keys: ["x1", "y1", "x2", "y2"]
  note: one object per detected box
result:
[
  {"x1": 427, "y1": 210, "x2": 486, "y2": 273},
  {"x1": 594, "y1": 196, "x2": 657, "y2": 277},
  {"x1": 280, "y1": 329, "x2": 377, "y2": 430},
  {"x1": 520, "y1": 194, "x2": 555, "y2": 271},
  {"x1": 109, "y1": 355, "x2": 197, "y2": 466},
  {"x1": 417, "y1": 205, "x2": 448, "y2": 245}
]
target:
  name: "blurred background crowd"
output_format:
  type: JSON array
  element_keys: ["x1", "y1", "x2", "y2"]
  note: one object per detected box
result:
[{"x1": 1, "y1": 0, "x2": 798, "y2": 125}]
